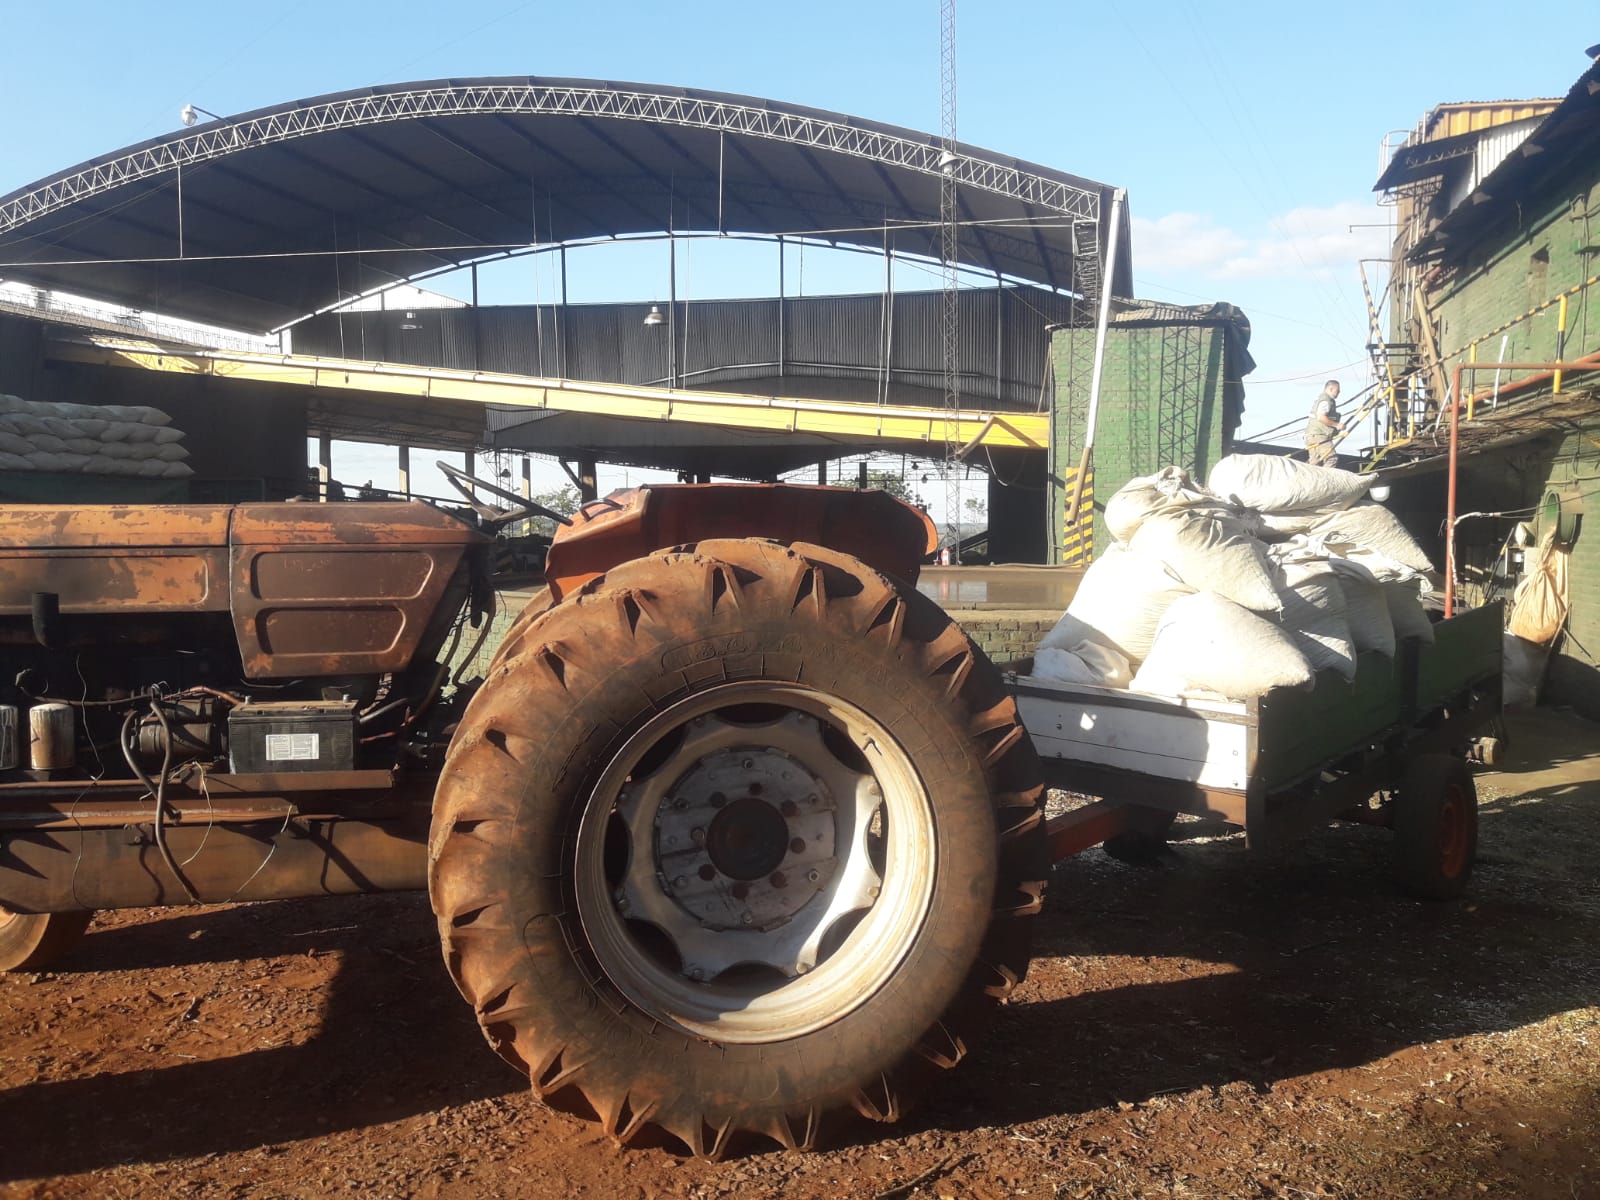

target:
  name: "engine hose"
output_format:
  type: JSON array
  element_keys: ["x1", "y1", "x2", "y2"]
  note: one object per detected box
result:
[{"x1": 121, "y1": 706, "x2": 201, "y2": 904}]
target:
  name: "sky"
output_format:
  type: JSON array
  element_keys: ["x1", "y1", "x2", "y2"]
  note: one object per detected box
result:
[{"x1": 1, "y1": 0, "x2": 1596, "y2": 504}]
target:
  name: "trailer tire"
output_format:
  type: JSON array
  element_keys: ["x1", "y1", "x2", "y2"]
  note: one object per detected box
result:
[
  {"x1": 1394, "y1": 753, "x2": 1477, "y2": 900},
  {"x1": 0, "y1": 907, "x2": 93, "y2": 972},
  {"x1": 429, "y1": 539, "x2": 1047, "y2": 1156}
]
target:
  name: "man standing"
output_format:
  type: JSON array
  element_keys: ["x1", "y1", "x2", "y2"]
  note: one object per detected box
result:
[{"x1": 1305, "y1": 379, "x2": 1344, "y2": 466}]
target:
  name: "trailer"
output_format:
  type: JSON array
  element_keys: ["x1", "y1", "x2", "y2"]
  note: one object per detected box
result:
[{"x1": 1013, "y1": 600, "x2": 1504, "y2": 899}]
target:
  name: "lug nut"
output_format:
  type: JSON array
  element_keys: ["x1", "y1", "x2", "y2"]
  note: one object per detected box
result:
[
  {"x1": 750, "y1": 782, "x2": 763, "y2": 795},
  {"x1": 698, "y1": 864, "x2": 716, "y2": 881},
  {"x1": 709, "y1": 791, "x2": 726, "y2": 808},
  {"x1": 807, "y1": 869, "x2": 820, "y2": 883},
  {"x1": 770, "y1": 871, "x2": 787, "y2": 888},
  {"x1": 691, "y1": 827, "x2": 706, "y2": 845},
  {"x1": 731, "y1": 882, "x2": 749, "y2": 900},
  {"x1": 790, "y1": 837, "x2": 806, "y2": 854},
  {"x1": 780, "y1": 800, "x2": 798, "y2": 817}
]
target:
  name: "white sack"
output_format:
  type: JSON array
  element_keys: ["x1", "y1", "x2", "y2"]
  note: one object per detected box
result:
[
  {"x1": 0, "y1": 450, "x2": 29, "y2": 470},
  {"x1": 151, "y1": 426, "x2": 185, "y2": 445},
  {"x1": 161, "y1": 461, "x2": 195, "y2": 479},
  {"x1": 0, "y1": 431, "x2": 30, "y2": 456},
  {"x1": 1330, "y1": 568, "x2": 1396, "y2": 657},
  {"x1": 1208, "y1": 453, "x2": 1372, "y2": 513},
  {"x1": 72, "y1": 418, "x2": 108, "y2": 436},
  {"x1": 1311, "y1": 501, "x2": 1433, "y2": 573},
  {"x1": 4, "y1": 414, "x2": 51, "y2": 437},
  {"x1": 1130, "y1": 509, "x2": 1281, "y2": 612},
  {"x1": 1131, "y1": 592, "x2": 1313, "y2": 700},
  {"x1": 1104, "y1": 466, "x2": 1220, "y2": 544},
  {"x1": 64, "y1": 437, "x2": 101, "y2": 454},
  {"x1": 154, "y1": 443, "x2": 190, "y2": 462},
  {"x1": 1275, "y1": 562, "x2": 1357, "y2": 680},
  {"x1": 1256, "y1": 510, "x2": 1321, "y2": 541},
  {"x1": 102, "y1": 405, "x2": 173, "y2": 426},
  {"x1": 41, "y1": 416, "x2": 78, "y2": 438},
  {"x1": 1038, "y1": 542, "x2": 1193, "y2": 664},
  {"x1": 1385, "y1": 581, "x2": 1436, "y2": 644},
  {"x1": 1033, "y1": 642, "x2": 1133, "y2": 688}
]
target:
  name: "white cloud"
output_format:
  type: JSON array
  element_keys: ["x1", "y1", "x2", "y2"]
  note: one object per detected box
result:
[{"x1": 1132, "y1": 201, "x2": 1391, "y2": 282}]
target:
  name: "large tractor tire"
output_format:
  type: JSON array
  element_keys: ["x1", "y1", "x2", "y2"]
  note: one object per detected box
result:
[
  {"x1": 429, "y1": 539, "x2": 1047, "y2": 1156},
  {"x1": 0, "y1": 906, "x2": 93, "y2": 972}
]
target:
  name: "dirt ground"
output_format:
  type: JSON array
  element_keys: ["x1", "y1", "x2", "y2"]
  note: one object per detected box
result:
[{"x1": 3, "y1": 709, "x2": 1597, "y2": 1200}]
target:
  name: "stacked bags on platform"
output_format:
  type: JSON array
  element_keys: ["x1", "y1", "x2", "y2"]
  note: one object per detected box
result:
[
  {"x1": 1035, "y1": 454, "x2": 1436, "y2": 702},
  {"x1": 0, "y1": 393, "x2": 193, "y2": 478}
]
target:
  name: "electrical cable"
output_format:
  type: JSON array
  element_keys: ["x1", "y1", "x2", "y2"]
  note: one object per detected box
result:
[{"x1": 120, "y1": 705, "x2": 200, "y2": 904}]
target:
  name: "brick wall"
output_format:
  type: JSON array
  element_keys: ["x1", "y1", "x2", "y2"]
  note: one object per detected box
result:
[
  {"x1": 450, "y1": 597, "x2": 1063, "y2": 684},
  {"x1": 951, "y1": 611, "x2": 1061, "y2": 666},
  {"x1": 1431, "y1": 178, "x2": 1599, "y2": 371}
]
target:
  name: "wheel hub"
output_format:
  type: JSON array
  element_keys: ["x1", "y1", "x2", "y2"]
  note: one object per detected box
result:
[
  {"x1": 582, "y1": 683, "x2": 934, "y2": 1042},
  {"x1": 647, "y1": 732, "x2": 841, "y2": 932}
]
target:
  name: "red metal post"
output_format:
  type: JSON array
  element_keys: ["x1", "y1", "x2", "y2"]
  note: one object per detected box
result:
[{"x1": 1446, "y1": 364, "x2": 1462, "y2": 617}]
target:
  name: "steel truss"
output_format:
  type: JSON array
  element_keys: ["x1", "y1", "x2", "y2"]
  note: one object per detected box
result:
[{"x1": 0, "y1": 83, "x2": 1103, "y2": 238}]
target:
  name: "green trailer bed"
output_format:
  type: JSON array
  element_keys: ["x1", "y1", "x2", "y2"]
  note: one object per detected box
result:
[{"x1": 1010, "y1": 603, "x2": 1504, "y2": 897}]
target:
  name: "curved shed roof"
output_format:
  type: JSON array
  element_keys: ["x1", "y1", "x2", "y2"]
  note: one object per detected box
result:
[{"x1": 0, "y1": 78, "x2": 1126, "y2": 334}]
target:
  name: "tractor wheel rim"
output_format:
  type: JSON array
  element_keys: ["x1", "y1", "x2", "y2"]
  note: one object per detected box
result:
[{"x1": 575, "y1": 680, "x2": 936, "y2": 1043}]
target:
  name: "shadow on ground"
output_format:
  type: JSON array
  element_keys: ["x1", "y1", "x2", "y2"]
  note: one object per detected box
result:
[{"x1": 2, "y1": 712, "x2": 1596, "y2": 1176}]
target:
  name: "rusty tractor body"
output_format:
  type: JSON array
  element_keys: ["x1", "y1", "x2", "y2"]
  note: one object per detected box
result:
[{"x1": 0, "y1": 483, "x2": 1049, "y2": 1156}]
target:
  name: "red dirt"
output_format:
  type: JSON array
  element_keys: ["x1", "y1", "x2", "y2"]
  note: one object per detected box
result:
[{"x1": 3, "y1": 709, "x2": 1597, "y2": 1199}]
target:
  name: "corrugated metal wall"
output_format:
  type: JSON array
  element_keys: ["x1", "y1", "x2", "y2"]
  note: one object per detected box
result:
[{"x1": 295, "y1": 286, "x2": 1072, "y2": 411}]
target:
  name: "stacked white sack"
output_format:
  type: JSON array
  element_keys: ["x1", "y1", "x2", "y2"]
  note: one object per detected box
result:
[
  {"x1": 1035, "y1": 543, "x2": 1192, "y2": 685},
  {"x1": 0, "y1": 394, "x2": 193, "y2": 478},
  {"x1": 1131, "y1": 593, "x2": 1314, "y2": 700},
  {"x1": 1034, "y1": 456, "x2": 1443, "y2": 700}
]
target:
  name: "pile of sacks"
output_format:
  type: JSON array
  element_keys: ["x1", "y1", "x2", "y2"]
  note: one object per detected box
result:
[
  {"x1": 1035, "y1": 454, "x2": 1437, "y2": 702},
  {"x1": 0, "y1": 393, "x2": 193, "y2": 478}
]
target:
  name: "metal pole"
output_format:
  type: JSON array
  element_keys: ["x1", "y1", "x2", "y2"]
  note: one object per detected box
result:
[
  {"x1": 397, "y1": 444, "x2": 411, "y2": 497},
  {"x1": 668, "y1": 234, "x2": 677, "y2": 389},
  {"x1": 777, "y1": 236, "x2": 786, "y2": 379},
  {"x1": 471, "y1": 263, "x2": 482, "y2": 371},
  {"x1": 1064, "y1": 189, "x2": 1124, "y2": 533},
  {"x1": 560, "y1": 245, "x2": 569, "y2": 378},
  {"x1": 317, "y1": 434, "x2": 332, "y2": 501},
  {"x1": 1446, "y1": 363, "x2": 1461, "y2": 618}
]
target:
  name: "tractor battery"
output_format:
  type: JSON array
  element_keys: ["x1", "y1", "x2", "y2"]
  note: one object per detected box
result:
[{"x1": 227, "y1": 701, "x2": 357, "y2": 774}]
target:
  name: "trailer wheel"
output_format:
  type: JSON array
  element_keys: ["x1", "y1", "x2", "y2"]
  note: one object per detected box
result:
[
  {"x1": 1394, "y1": 754, "x2": 1477, "y2": 900},
  {"x1": 429, "y1": 539, "x2": 1047, "y2": 1156},
  {"x1": 0, "y1": 907, "x2": 93, "y2": 972}
]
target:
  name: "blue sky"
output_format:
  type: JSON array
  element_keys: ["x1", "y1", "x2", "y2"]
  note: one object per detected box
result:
[{"x1": 2, "y1": 1, "x2": 1596, "y2": 499}]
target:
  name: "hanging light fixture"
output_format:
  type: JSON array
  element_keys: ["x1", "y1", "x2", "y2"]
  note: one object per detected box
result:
[{"x1": 642, "y1": 305, "x2": 665, "y2": 328}]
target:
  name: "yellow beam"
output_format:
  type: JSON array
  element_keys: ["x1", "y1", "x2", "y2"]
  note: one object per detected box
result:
[{"x1": 48, "y1": 338, "x2": 1047, "y2": 452}]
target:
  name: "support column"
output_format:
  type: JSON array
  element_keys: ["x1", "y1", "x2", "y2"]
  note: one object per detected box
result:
[
  {"x1": 317, "y1": 434, "x2": 332, "y2": 501},
  {"x1": 858, "y1": 460, "x2": 869, "y2": 489},
  {"x1": 577, "y1": 456, "x2": 598, "y2": 503},
  {"x1": 398, "y1": 444, "x2": 411, "y2": 497},
  {"x1": 471, "y1": 263, "x2": 482, "y2": 371},
  {"x1": 817, "y1": 460, "x2": 828, "y2": 486},
  {"x1": 777, "y1": 236, "x2": 786, "y2": 379},
  {"x1": 520, "y1": 455, "x2": 532, "y2": 499},
  {"x1": 462, "y1": 450, "x2": 475, "y2": 498}
]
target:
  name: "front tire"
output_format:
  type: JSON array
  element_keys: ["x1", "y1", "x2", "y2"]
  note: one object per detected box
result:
[
  {"x1": 0, "y1": 907, "x2": 93, "y2": 972},
  {"x1": 429, "y1": 539, "x2": 1046, "y2": 1155}
]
